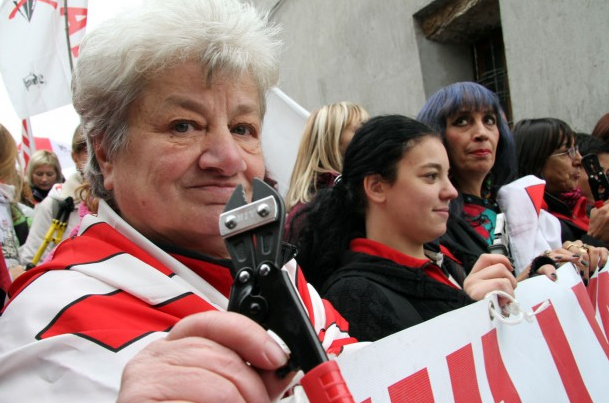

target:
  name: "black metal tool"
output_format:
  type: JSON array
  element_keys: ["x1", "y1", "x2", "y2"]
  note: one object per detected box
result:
[
  {"x1": 582, "y1": 154, "x2": 609, "y2": 206},
  {"x1": 220, "y1": 178, "x2": 327, "y2": 373},
  {"x1": 219, "y1": 178, "x2": 354, "y2": 402}
]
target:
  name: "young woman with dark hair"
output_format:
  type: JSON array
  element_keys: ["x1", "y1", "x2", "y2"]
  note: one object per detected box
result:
[{"x1": 291, "y1": 114, "x2": 517, "y2": 342}]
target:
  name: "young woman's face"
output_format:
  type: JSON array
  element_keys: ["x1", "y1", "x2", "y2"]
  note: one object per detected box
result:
[
  {"x1": 443, "y1": 108, "x2": 500, "y2": 181},
  {"x1": 31, "y1": 164, "x2": 58, "y2": 190},
  {"x1": 381, "y1": 136, "x2": 458, "y2": 244},
  {"x1": 542, "y1": 140, "x2": 582, "y2": 194}
]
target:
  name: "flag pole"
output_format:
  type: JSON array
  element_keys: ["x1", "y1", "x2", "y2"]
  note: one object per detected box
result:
[
  {"x1": 63, "y1": 0, "x2": 74, "y2": 72},
  {"x1": 21, "y1": 118, "x2": 36, "y2": 173}
]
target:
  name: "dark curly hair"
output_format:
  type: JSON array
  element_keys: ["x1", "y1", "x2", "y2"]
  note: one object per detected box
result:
[{"x1": 289, "y1": 115, "x2": 439, "y2": 290}]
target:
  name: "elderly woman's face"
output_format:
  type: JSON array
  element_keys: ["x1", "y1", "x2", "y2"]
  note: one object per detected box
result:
[
  {"x1": 542, "y1": 141, "x2": 582, "y2": 194},
  {"x1": 98, "y1": 61, "x2": 265, "y2": 257}
]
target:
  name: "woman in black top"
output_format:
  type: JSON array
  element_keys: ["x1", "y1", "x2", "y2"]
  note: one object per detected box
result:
[{"x1": 290, "y1": 115, "x2": 517, "y2": 342}]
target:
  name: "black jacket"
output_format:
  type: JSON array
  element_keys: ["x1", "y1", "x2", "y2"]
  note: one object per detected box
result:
[
  {"x1": 544, "y1": 192, "x2": 607, "y2": 247},
  {"x1": 441, "y1": 214, "x2": 490, "y2": 275},
  {"x1": 321, "y1": 250, "x2": 474, "y2": 342}
]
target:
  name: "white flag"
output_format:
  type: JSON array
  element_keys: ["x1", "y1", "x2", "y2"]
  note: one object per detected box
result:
[
  {"x1": 0, "y1": 0, "x2": 88, "y2": 119},
  {"x1": 262, "y1": 87, "x2": 310, "y2": 196}
]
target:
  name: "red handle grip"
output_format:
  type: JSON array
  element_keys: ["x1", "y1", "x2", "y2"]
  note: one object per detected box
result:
[
  {"x1": 300, "y1": 360, "x2": 355, "y2": 403},
  {"x1": 595, "y1": 200, "x2": 605, "y2": 209}
]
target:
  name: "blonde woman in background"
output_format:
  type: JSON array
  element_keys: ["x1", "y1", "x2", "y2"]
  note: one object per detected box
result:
[
  {"x1": 19, "y1": 125, "x2": 89, "y2": 266},
  {"x1": 0, "y1": 124, "x2": 32, "y2": 292},
  {"x1": 27, "y1": 149, "x2": 63, "y2": 203},
  {"x1": 285, "y1": 101, "x2": 369, "y2": 237}
]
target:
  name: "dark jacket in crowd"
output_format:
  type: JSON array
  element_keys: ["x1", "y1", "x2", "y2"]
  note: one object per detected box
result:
[
  {"x1": 441, "y1": 214, "x2": 490, "y2": 275},
  {"x1": 544, "y1": 192, "x2": 607, "y2": 247},
  {"x1": 321, "y1": 239, "x2": 474, "y2": 342}
]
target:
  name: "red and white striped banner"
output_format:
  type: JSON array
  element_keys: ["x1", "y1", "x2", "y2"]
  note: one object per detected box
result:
[
  {"x1": 335, "y1": 264, "x2": 609, "y2": 402},
  {"x1": 588, "y1": 265, "x2": 609, "y2": 341}
]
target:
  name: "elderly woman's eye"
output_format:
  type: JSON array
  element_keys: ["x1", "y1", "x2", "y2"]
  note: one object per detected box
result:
[
  {"x1": 231, "y1": 124, "x2": 255, "y2": 137},
  {"x1": 485, "y1": 115, "x2": 497, "y2": 125},
  {"x1": 173, "y1": 122, "x2": 193, "y2": 133}
]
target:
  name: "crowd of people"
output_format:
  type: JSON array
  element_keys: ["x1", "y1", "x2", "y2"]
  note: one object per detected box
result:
[
  {"x1": 0, "y1": 123, "x2": 88, "y2": 291},
  {"x1": 0, "y1": 0, "x2": 608, "y2": 401}
]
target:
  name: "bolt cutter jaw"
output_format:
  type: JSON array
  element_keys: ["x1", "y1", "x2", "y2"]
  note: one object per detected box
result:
[
  {"x1": 220, "y1": 178, "x2": 327, "y2": 372},
  {"x1": 219, "y1": 178, "x2": 355, "y2": 402}
]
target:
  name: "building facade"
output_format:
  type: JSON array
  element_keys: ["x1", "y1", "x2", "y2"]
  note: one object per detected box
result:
[{"x1": 254, "y1": 0, "x2": 609, "y2": 132}]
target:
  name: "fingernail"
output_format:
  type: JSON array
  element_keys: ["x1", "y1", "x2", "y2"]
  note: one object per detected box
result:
[
  {"x1": 572, "y1": 254, "x2": 581, "y2": 258},
  {"x1": 265, "y1": 338, "x2": 289, "y2": 367},
  {"x1": 551, "y1": 273, "x2": 557, "y2": 280},
  {"x1": 582, "y1": 260, "x2": 589, "y2": 267},
  {"x1": 553, "y1": 256, "x2": 563, "y2": 261},
  {"x1": 580, "y1": 270, "x2": 585, "y2": 276}
]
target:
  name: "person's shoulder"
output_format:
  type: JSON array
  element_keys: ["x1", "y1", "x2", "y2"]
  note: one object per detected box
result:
[
  {"x1": 322, "y1": 262, "x2": 386, "y2": 296},
  {"x1": 46, "y1": 183, "x2": 66, "y2": 201},
  {"x1": 32, "y1": 192, "x2": 58, "y2": 216},
  {"x1": 59, "y1": 173, "x2": 84, "y2": 199}
]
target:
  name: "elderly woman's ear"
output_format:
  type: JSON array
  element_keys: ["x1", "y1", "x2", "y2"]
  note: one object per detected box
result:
[{"x1": 92, "y1": 140, "x2": 115, "y2": 190}]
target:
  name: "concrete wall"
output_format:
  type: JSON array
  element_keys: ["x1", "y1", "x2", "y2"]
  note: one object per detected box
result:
[
  {"x1": 259, "y1": 0, "x2": 431, "y2": 117},
  {"x1": 500, "y1": 0, "x2": 609, "y2": 132},
  {"x1": 254, "y1": 0, "x2": 609, "y2": 131}
]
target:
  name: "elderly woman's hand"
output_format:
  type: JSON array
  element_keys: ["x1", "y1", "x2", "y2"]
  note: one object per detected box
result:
[
  {"x1": 117, "y1": 311, "x2": 293, "y2": 403},
  {"x1": 464, "y1": 254, "x2": 517, "y2": 305},
  {"x1": 563, "y1": 240, "x2": 609, "y2": 283},
  {"x1": 588, "y1": 203, "x2": 609, "y2": 243}
]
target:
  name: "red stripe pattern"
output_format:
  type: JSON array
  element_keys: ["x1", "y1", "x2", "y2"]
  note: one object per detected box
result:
[{"x1": 533, "y1": 301, "x2": 593, "y2": 402}]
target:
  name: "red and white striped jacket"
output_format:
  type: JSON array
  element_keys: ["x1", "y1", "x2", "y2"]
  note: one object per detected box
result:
[{"x1": 0, "y1": 200, "x2": 355, "y2": 402}]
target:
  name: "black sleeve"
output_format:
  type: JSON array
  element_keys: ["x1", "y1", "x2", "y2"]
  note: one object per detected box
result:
[{"x1": 323, "y1": 277, "x2": 423, "y2": 342}]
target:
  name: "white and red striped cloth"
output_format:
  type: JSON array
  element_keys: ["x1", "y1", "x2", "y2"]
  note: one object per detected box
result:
[
  {"x1": 0, "y1": 200, "x2": 355, "y2": 402},
  {"x1": 17, "y1": 134, "x2": 73, "y2": 173},
  {"x1": 336, "y1": 264, "x2": 609, "y2": 402}
]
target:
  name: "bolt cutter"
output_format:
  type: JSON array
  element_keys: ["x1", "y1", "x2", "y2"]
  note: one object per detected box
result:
[
  {"x1": 219, "y1": 178, "x2": 354, "y2": 403},
  {"x1": 30, "y1": 196, "x2": 74, "y2": 266}
]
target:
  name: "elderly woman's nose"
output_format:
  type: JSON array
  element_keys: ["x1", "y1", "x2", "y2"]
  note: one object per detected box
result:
[{"x1": 198, "y1": 128, "x2": 246, "y2": 174}]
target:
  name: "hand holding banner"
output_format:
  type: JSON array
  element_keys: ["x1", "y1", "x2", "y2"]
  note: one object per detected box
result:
[{"x1": 334, "y1": 264, "x2": 609, "y2": 402}]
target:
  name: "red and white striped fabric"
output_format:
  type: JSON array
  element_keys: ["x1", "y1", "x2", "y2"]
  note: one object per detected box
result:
[
  {"x1": 588, "y1": 264, "x2": 609, "y2": 341},
  {"x1": 0, "y1": 199, "x2": 354, "y2": 402},
  {"x1": 20, "y1": 118, "x2": 35, "y2": 170},
  {"x1": 336, "y1": 264, "x2": 609, "y2": 402},
  {"x1": 18, "y1": 135, "x2": 73, "y2": 173},
  {"x1": 497, "y1": 175, "x2": 564, "y2": 275}
]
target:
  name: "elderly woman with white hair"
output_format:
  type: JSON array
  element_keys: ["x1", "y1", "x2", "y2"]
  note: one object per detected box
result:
[{"x1": 0, "y1": 1, "x2": 354, "y2": 402}]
